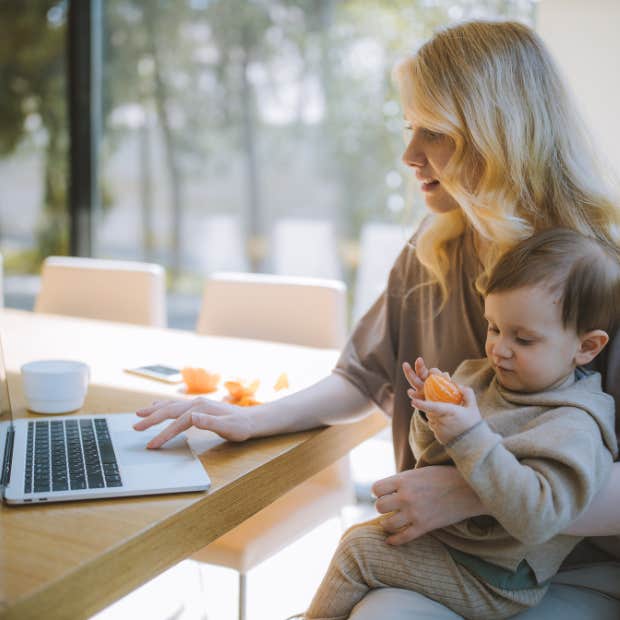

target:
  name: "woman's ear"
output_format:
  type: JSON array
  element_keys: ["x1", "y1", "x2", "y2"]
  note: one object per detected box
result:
[{"x1": 575, "y1": 330, "x2": 609, "y2": 366}]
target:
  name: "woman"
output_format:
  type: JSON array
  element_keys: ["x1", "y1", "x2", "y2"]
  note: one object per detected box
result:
[{"x1": 135, "y1": 21, "x2": 620, "y2": 618}]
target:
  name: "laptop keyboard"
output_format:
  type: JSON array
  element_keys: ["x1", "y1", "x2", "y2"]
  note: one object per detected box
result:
[{"x1": 24, "y1": 418, "x2": 122, "y2": 494}]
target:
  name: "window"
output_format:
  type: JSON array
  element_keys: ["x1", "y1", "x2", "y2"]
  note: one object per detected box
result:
[
  {"x1": 0, "y1": 1, "x2": 535, "y2": 326},
  {"x1": 0, "y1": 1, "x2": 68, "y2": 307}
]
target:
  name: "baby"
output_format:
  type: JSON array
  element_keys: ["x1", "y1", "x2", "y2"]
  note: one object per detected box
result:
[{"x1": 303, "y1": 228, "x2": 620, "y2": 620}]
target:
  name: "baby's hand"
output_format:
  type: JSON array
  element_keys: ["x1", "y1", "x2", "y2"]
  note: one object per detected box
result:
[
  {"x1": 402, "y1": 357, "x2": 447, "y2": 401},
  {"x1": 408, "y1": 385, "x2": 481, "y2": 445}
]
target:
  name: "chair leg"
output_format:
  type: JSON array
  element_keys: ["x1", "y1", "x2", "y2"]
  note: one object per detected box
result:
[{"x1": 238, "y1": 572, "x2": 247, "y2": 620}]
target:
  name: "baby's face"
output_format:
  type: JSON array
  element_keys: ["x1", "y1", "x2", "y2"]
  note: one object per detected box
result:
[{"x1": 484, "y1": 285, "x2": 582, "y2": 393}]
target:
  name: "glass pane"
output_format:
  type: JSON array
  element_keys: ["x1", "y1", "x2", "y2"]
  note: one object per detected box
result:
[
  {"x1": 0, "y1": 1, "x2": 69, "y2": 311},
  {"x1": 99, "y1": 0, "x2": 535, "y2": 329}
]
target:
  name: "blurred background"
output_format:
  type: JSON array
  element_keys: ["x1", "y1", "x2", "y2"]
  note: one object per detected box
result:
[{"x1": 1, "y1": 0, "x2": 540, "y2": 330}]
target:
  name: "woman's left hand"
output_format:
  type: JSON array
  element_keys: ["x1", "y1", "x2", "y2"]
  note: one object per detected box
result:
[{"x1": 372, "y1": 465, "x2": 484, "y2": 545}]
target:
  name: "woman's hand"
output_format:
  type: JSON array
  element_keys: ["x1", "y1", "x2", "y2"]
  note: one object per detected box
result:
[
  {"x1": 133, "y1": 397, "x2": 253, "y2": 449},
  {"x1": 372, "y1": 465, "x2": 484, "y2": 545}
]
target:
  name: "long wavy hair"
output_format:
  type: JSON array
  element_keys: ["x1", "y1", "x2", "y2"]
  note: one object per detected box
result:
[{"x1": 394, "y1": 20, "x2": 620, "y2": 302}]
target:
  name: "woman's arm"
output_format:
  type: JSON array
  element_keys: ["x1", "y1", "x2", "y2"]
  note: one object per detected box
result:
[
  {"x1": 134, "y1": 372, "x2": 374, "y2": 448},
  {"x1": 563, "y1": 461, "x2": 620, "y2": 536},
  {"x1": 373, "y1": 460, "x2": 620, "y2": 546}
]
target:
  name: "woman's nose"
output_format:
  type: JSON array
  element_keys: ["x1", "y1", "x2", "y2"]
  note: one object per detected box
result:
[{"x1": 402, "y1": 134, "x2": 426, "y2": 168}]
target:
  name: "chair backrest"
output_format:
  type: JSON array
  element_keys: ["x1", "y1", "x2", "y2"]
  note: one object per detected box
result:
[
  {"x1": 35, "y1": 256, "x2": 166, "y2": 327},
  {"x1": 196, "y1": 272, "x2": 347, "y2": 349}
]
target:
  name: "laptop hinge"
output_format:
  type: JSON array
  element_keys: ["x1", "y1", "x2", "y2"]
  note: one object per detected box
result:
[{"x1": 2, "y1": 426, "x2": 14, "y2": 487}]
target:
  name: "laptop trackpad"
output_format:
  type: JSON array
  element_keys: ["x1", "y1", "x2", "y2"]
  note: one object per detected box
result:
[{"x1": 113, "y1": 430, "x2": 195, "y2": 466}]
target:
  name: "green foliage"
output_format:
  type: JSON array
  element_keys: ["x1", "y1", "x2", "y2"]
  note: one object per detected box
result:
[{"x1": 0, "y1": 0, "x2": 535, "y2": 280}]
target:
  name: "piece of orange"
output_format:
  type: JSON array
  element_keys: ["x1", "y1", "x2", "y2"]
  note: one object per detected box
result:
[
  {"x1": 274, "y1": 372, "x2": 289, "y2": 391},
  {"x1": 424, "y1": 374, "x2": 463, "y2": 404},
  {"x1": 181, "y1": 367, "x2": 220, "y2": 394},
  {"x1": 223, "y1": 379, "x2": 261, "y2": 406}
]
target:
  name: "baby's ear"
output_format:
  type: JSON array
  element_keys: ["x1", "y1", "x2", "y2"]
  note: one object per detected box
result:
[{"x1": 575, "y1": 330, "x2": 609, "y2": 366}]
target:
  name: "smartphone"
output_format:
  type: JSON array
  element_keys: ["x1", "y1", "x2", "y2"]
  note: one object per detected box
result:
[{"x1": 124, "y1": 364, "x2": 183, "y2": 384}]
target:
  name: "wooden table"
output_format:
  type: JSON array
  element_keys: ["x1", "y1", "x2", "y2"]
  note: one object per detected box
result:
[{"x1": 0, "y1": 309, "x2": 386, "y2": 620}]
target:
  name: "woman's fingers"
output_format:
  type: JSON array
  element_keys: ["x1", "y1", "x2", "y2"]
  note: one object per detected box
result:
[
  {"x1": 146, "y1": 411, "x2": 194, "y2": 449},
  {"x1": 133, "y1": 400, "x2": 191, "y2": 430},
  {"x1": 135, "y1": 399, "x2": 177, "y2": 416},
  {"x1": 379, "y1": 510, "x2": 410, "y2": 533},
  {"x1": 371, "y1": 473, "x2": 400, "y2": 499},
  {"x1": 385, "y1": 522, "x2": 430, "y2": 546},
  {"x1": 374, "y1": 491, "x2": 401, "y2": 514}
]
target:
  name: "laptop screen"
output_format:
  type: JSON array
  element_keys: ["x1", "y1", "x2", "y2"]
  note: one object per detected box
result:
[{"x1": 0, "y1": 335, "x2": 15, "y2": 497}]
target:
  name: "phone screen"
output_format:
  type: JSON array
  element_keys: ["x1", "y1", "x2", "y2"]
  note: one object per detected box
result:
[{"x1": 140, "y1": 365, "x2": 180, "y2": 375}]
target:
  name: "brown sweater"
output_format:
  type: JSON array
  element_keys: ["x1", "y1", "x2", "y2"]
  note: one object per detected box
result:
[{"x1": 409, "y1": 358, "x2": 617, "y2": 583}]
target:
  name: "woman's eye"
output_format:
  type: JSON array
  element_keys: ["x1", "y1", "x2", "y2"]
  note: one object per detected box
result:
[
  {"x1": 423, "y1": 128, "x2": 442, "y2": 141},
  {"x1": 487, "y1": 326, "x2": 498, "y2": 334}
]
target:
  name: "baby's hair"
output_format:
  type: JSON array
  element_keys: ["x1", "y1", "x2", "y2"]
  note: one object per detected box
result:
[{"x1": 484, "y1": 228, "x2": 620, "y2": 334}]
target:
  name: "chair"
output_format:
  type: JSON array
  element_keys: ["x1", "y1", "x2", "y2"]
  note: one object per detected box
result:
[
  {"x1": 193, "y1": 271, "x2": 354, "y2": 620},
  {"x1": 196, "y1": 272, "x2": 347, "y2": 349},
  {"x1": 34, "y1": 256, "x2": 166, "y2": 327}
]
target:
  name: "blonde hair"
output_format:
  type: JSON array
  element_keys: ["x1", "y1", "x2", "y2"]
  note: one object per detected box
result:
[{"x1": 394, "y1": 20, "x2": 620, "y2": 302}]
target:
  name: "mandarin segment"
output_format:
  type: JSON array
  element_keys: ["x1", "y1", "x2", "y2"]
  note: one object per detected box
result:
[
  {"x1": 181, "y1": 367, "x2": 220, "y2": 394},
  {"x1": 223, "y1": 379, "x2": 262, "y2": 406},
  {"x1": 274, "y1": 372, "x2": 289, "y2": 391},
  {"x1": 424, "y1": 373, "x2": 463, "y2": 404}
]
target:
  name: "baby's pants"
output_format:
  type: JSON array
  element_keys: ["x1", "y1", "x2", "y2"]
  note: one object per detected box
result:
[{"x1": 305, "y1": 519, "x2": 547, "y2": 620}]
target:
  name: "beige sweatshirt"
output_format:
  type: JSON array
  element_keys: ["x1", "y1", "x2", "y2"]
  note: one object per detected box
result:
[{"x1": 410, "y1": 358, "x2": 618, "y2": 583}]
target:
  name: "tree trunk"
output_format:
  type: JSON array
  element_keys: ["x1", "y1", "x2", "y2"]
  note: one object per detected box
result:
[
  {"x1": 144, "y1": 7, "x2": 184, "y2": 279},
  {"x1": 139, "y1": 111, "x2": 155, "y2": 262},
  {"x1": 240, "y1": 24, "x2": 262, "y2": 272}
]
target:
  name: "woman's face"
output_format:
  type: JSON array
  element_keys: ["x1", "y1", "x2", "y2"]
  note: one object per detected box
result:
[{"x1": 402, "y1": 119, "x2": 460, "y2": 214}]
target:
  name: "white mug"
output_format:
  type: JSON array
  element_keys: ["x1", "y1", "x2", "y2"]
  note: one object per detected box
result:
[{"x1": 21, "y1": 360, "x2": 90, "y2": 414}]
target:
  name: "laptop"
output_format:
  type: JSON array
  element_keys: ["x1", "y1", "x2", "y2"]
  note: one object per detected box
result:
[{"x1": 0, "y1": 341, "x2": 211, "y2": 505}]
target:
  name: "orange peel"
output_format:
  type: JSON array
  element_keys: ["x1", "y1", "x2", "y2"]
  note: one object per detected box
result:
[
  {"x1": 274, "y1": 372, "x2": 289, "y2": 391},
  {"x1": 181, "y1": 367, "x2": 220, "y2": 394},
  {"x1": 224, "y1": 379, "x2": 261, "y2": 406}
]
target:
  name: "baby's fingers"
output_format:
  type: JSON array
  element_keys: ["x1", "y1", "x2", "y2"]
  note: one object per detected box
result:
[
  {"x1": 457, "y1": 385, "x2": 477, "y2": 407},
  {"x1": 414, "y1": 357, "x2": 430, "y2": 381},
  {"x1": 403, "y1": 361, "x2": 424, "y2": 391},
  {"x1": 410, "y1": 396, "x2": 461, "y2": 416}
]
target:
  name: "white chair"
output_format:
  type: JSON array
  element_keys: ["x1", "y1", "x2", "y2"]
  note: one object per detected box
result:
[
  {"x1": 193, "y1": 271, "x2": 353, "y2": 620},
  {"x1": 35, "y1": 256, "x2": 166, "y2": 327},
  {"x1": 196, "y1": 272, "x2": 347, "y2": 349},
  {"x1": 271, "y1": 218, "x2": 342, "y2": 280}
]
